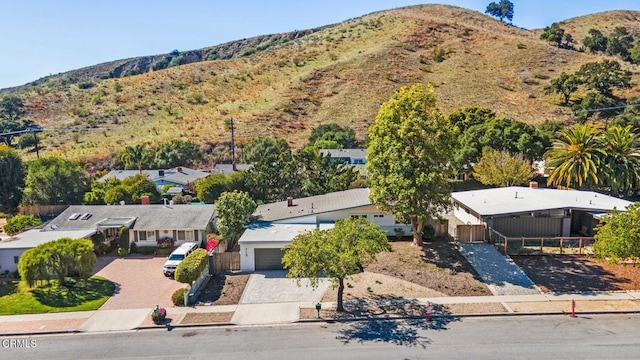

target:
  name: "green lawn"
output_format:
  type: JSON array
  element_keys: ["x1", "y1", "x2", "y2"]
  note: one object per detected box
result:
[{"x1": 0, "y1": 276, "x2": 114, "y2": 315}]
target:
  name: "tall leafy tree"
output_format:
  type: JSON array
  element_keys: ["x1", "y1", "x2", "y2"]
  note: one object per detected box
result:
[
  {"x1": 195, "y1": 174, "x2": 228, "y2": 203},
  {"x1": 22, "y1": 157, "x2": 91, "y2": 205},
  {"x1": 0, "y1": 145, "x2": 25, "y2": 214},
  {"x1": 214, "y1": 191, "x2": 256, "y2": 251},
  {"x1": 245, "y1": 147, "x2": 302, "y2": 202},
  {"x1": 485, "y1": 0, "x2": 514, "y2": 23},
  {"x1": 544, "y1": 124, "x2": 604, "y2": 189},
  {"x1": 18, "y1": 238, "x2": 96, "y2": 287},
  {"x1": 296, "y1": 147, "x2": 357, "y2": 197},
  {"x1": 0, "y1": 95, "x2": 29, "y2": 146},
  {"x1": 605, "y1": 26, "x2": 634, "y2": 60},
  {"x1": 153, "y1": 139, "x2": 202, "y2": 168},
  {"x1": 545, "y1": 72, "x2": 580, "y2": 105},
  {"x1": 598, "y1": 125, "x2": 640, "y2": 196},
  {"x1": 448, "y1": 106, "x2": 496, "y2": 133},
  {"x1": 575, "y1": 60, "x2": 632, "y2": 97},
  {"x1": 307, "y1": 123, "x2": 357, "y2": 149},
  {"x1": 540, "y1": 23, "x2": 566, "y2": 47},
  {"x1": 583, "y1": 28, "x2": 608, "y2": 53},
  {"x1": 242, "y1": 137, "x2": 290, "y2": 163},
  {"x1": 121, "y1": 173, "x2": 161, "y2": 203},
  {"x1": 473, "y1": 150, "x2": 536, "y2": 187},
  {"x1": 282, "y1": 218, "x2": 389, "y2": 312},
  {"x1": 594, "y1": 204, "x2": 640, "y2": 261},
  {"x1": 367, "y1": 83, "x2": 456, "y2": 246}
]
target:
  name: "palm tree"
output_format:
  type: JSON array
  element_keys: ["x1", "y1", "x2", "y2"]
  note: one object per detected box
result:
[
  {"x1": 598, "y1": 125, "x2": 640, "y2": 196},
  {"x1": 118, "y1": 144, "x2": 147, "y2": 173},
  {"x1": 544, "y1": 124, "x2": 604, "y2": 189}
]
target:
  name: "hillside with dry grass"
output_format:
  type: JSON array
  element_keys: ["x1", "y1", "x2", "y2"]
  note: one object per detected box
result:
[{"x1": 5, "y1": 5, "x2": 640, "y2": 164}]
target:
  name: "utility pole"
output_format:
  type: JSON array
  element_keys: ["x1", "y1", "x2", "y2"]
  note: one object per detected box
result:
[
  {"x1": 0, "y1": 126, "x2": 43, "y2": 158},
  {"x1": 225, "y1": 118, "x2": 236, "y2": 171}
]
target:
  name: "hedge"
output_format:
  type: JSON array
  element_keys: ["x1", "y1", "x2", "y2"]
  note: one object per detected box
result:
[{"x1": 175, "y1": 249, "x2": 208, "y2": 284}]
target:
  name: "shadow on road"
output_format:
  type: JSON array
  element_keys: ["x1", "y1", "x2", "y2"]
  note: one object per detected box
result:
[{"x1": 334, "y1": 295, "x2": 458, "y2": 348}]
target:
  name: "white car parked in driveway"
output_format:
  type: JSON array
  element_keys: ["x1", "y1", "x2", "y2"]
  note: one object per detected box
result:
[{"x1": 162, "y1": 242, "x2": 198, "y2": 277}]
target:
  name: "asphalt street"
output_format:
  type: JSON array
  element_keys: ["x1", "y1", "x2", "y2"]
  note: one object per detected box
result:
[{"x1": 3, "y1": 314, "x2": 640, "y2": 359}]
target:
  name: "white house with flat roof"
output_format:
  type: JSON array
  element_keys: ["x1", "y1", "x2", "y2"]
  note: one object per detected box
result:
[{"x1": 451, "y1": 184, "x2": 633, "y2": 238}]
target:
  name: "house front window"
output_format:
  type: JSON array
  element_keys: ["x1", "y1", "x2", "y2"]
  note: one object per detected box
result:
[
  {"x1": 350, "y1": 214, "x2": 367, "y2": 219},
  {"x1": 139, "y1": 231, "x2": 156, "y2": 241},
  {"x1": 177, "y1": 230, "x2": 194, "y2": 241}
]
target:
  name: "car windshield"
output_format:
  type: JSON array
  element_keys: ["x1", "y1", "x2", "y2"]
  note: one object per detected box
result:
[{"x1": 168, "y1": 254, "x2": 185, "y2": 261}]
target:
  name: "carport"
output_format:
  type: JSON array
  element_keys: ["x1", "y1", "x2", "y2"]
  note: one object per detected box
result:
[{"x1": 239, "y1": 223, "x2": 334, "y2": 272}]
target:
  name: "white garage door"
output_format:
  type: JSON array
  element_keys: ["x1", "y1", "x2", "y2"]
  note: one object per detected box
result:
[{"x1": 255, "y1": 248, "x2": 285, "y2": 270}]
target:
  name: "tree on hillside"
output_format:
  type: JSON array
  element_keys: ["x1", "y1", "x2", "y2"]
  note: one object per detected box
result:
[
  {"x1": 544, "y1": 124, "x2": 604, "y2": 189},
  {"x1": 282, "y1": 217, "x2": 389, "y2": 312},
  {"x1": 18, "y1": 238, "x2": 96, "y2": 287},
  {"x1": 630, "y1": 44, "x2": 640, "y2": 65},
  {"x1": 244, "y1": 147, "x2": 302, "y2": 202},
  {"x1": 540, "y1": 23, "x2": 566, "y2": 47},
  {"x1": 307, "y1": 123, "x2": 357, "y2": 149},
  {"x1": 598, "y1": 125, "x2": 640, "y2": 196},
  {"x1": 473, "y1": 150, "x2": 536, "y2": 187},
  {"x1": 367, "y1": 83, "x2": 456, "y2": 246},
  {"x1": 448, "y1": 106, "x2": 496, "y2": 133},
  {"x1": 575, "y1": 60, "x2": 632, "y2": 97},
  {"x1": 214, "y1": 191, "x2": 256, "y2": 251},
  {"x1": 242, "y1": 137, "x2": 289, "y2": 163},
  {"x1": 0, "y1": 95, "x2": 29, "y2": 146},
  {"x1": 583, "y1": 28, "x2": 608, "y2": 53},
  {"x1": 22, "y1": 157, "x2": 91, "y2": 205},
  {"x1": 0, "y1": 145, "x2": 25, "y2": 214},
  {"x1": 594, "y1": 203, "x2": 640, "y2": 261},
  {"x1": 545, "y1": 72, "x2": 580, "y2": 105},
  {"x1": 485, "y1": 0, "x2": 514, "y2": 23},
  {"x1": 605, "y1": 27, "x2": 634, "y2": 60}
]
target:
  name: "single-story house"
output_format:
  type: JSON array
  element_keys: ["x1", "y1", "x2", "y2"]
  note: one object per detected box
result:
[
  {"x1": 239, "y1": 188, "x2": 411, "y2": 272},
  {"x1": 99, "y1": 166, "x2": 211, "y2": 192},
  {"x1": 211, "y1": 163, "x2": 253, "y2": 176},
  {"x1": 0, "y1": 229, "x2": 96, "y2": 273},
  {"x1": 319, "y1": 149, "x2": 367, "y2": 165},
  {"x1": 451, "y1": 183, "x2": 633, "y2": 238},
  {"x1": 46, "y1": 204, "x2": 216, "y2": 248}
]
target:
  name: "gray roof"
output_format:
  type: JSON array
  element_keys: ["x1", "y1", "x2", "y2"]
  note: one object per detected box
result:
[
  {"x1": 211, "y1": 164, "x2": 254, "y2": 176},
  {"x1": 0, "y1": 229, "x2": 96, "y2": 250},
  {"x1": 48, "y1": 204, "x2": 216, "y2": 231},
  {"x1": 452, "y1": 186, "x2": 633, "y2": 217},
  {"x1": 238, "y1": 223, "x2": 334, "y2": 244},
  {"x1": 319, "y1": 148, "x2": 367, "y2": 159},
  {"x1": 99, "y1": 167, "x2": 210, "y2": 186},
  {"x1": 253, "y1": 188, "x2": 371, "y2": 222}
]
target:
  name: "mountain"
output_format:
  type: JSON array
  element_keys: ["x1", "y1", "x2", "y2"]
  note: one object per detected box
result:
[{"x1": 4, "y1": 5, "x2": 640, "y2": 164}]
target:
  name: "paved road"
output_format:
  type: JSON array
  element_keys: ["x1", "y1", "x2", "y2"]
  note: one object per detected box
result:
[{"x1": 4, "y1": 314, "x2": 640, "y2": 359}]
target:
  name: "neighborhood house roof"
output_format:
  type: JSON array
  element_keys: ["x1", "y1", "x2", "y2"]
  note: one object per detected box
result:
[
  {"x1": 99, "y1": 167, "x2": 210, "y2": 186},
  {"x1": 238, "y1": 223, "x2": 334, "y2": 244},
  {"x1": 252, "y1": 188, "x2": 371, "y2": 222},
  {"x1": 452, "y1": 186, "x2": 633, "y2": 217},
  {"x1": 0, "y1": 229, "x2": 97, "y2": 250},
  {"x1": 211, "y1": 163, "x2": 254, "y2": 176},
  {"x1": 48, "y1": 204, "x2": 216, "y2": 231},
  {"x1": 319, "y1": 148, "x2": 367, "y2": 159}
]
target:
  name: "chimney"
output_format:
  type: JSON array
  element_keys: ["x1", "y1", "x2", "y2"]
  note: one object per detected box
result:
[
  {"x1": 529, "y1": 181, "x2": 538, "y2": 189},
  {"x1": 159, "y1": 169, "x2": 165, "y2": 177},
  {"x1": 177, "y1": 167, "x2": 182, "y2": 173},
  {"x1": 232, "y1": 162, "x2": 237, "y2": 172},
  {"x1": 141, "y1": 195, "x2": 150, "y2": 205},
  {"x1": 287, "y1": 197, "x2": 293, "y2": 207}
]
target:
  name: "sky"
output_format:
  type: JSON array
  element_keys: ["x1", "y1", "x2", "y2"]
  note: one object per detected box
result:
[{"x1": 1, "y1": 0, "x2": 639, "y2": 89}]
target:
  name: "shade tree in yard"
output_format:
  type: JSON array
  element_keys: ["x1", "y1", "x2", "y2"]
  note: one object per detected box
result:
[
  {"x1": 282, "y1": 217, "x2": 389, "y2": 312},
  {"x1": 22, "y1": 156, "x2": 91, "y2": 205},
  {"x1": 367, "y1": 83, "x2": 456, "y2": 246},
  {"x1": 214, "y1": 191, "x2": 256, "y2": 251},
  {"x1": 0, "y1": 145, "x2": 25, "y2": 214},
  {"x1": 594, "y1": 203, "x2": 640, "y2": 261}
]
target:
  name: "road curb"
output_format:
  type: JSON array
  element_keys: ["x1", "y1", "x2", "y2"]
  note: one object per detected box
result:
[{"x1": 0, "y1": 330, "x2": 82, "y2": 337}]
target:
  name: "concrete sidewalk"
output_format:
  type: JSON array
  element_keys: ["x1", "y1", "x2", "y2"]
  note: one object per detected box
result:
[{"x1": 3, "y1": 291, "x2": 640, "y2": 335}]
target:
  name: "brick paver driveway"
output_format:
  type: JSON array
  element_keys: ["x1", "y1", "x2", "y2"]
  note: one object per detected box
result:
[{"x1": 93, "y1": 255, "x2": 186, "y2": 310}]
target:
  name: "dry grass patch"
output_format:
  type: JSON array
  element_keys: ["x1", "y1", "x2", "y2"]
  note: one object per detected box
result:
[{"x1": 196, "y1": 274, "x2": 250, "y2": 305}]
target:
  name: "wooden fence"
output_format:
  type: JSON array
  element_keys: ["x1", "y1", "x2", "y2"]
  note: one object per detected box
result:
[
  {"x1": 455, "y1": 224, "x2": 486, "y2": 242},
  {"x1": 19, "y1": 205, "x2": 68, "y2": 218},
  {"x1": 487, "y1": 228, "x2": 595, "y2": 255},
  {"x1": 209, "y1": 252, "x2": 240, "y2": 273}
]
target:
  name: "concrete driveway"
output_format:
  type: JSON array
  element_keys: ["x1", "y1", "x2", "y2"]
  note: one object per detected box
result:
[
  {"x1": 239, "y1": 270, "x2": 331, "y2": 304},
  {"x1": 93, "y1": 255, "x2": 186, "y2": 310}
]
